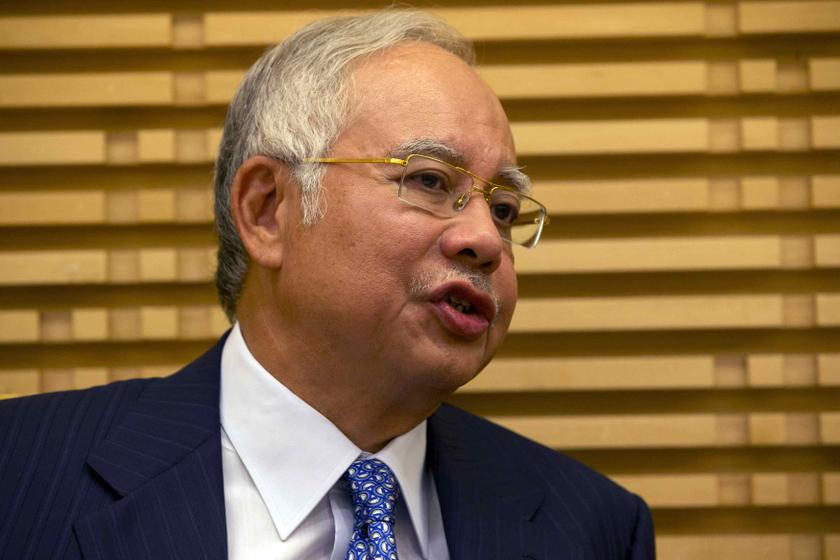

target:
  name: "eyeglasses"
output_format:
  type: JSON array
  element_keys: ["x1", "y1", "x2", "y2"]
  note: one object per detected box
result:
[{"x1": 303, "y1": 154, "x2": 548, "y2": 248}]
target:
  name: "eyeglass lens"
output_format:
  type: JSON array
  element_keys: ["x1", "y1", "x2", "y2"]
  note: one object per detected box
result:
[{"x1": 397, "y1": 155, "x2": 544, "y2": 248}]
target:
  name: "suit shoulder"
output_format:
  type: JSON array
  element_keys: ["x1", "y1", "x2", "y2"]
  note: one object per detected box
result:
[
  {"x1": 0, "y1": 378, "x2": 152, "y2": 463},
  {"x1": 434, "y1": 403, "x2": 646, "y2": 509},
  {"x1": 0, "y1": 376, "x2": 150, "y2": 417},
  {"x1": 433, "y1": 404, "x2": 654, "y2": 556}
]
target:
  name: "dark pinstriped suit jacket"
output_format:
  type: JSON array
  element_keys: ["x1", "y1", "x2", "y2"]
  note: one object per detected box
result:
[{"x1": 0, "y1": 336, "x2": 655, "y2": 559}]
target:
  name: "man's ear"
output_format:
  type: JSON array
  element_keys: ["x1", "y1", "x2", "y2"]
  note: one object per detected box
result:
[{"x1": 230, "y1": 155, "x2": 295, "y2": 269}]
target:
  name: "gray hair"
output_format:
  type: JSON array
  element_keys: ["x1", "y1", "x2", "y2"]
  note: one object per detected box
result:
[{"x1": 213, "y1": 9, "x2": 476, "y2": 321}]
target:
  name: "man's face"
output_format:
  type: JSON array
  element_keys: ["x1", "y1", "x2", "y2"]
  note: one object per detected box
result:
[{"x1": 275, "y1": 43, "x2": 519, "y2": 400}]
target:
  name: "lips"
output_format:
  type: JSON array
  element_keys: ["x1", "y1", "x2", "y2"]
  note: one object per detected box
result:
[{"x1": 428, "y1": 282, "x2": 497, "y2": 341}]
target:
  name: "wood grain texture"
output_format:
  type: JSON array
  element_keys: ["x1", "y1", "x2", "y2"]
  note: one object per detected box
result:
[
  {"x1": 0, "y1": 3, "x2": 837, "y2": 555},
  {"x1": 0, "y1": 14, "x2": 171, "y2": 49}
]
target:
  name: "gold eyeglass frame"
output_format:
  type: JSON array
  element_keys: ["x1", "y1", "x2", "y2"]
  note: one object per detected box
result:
[{"x1": 302, "y1": 153, "x2": 548, "y2": 248}]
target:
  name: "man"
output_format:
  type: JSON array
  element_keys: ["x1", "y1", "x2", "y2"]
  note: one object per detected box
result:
[{"x1": 0, "y1": 10, "x2": 654, "y2": 560}]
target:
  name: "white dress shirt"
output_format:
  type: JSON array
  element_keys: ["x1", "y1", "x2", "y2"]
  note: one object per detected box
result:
[{"x1": 220, "y1": 323, "x2": 450, "y2": 559}]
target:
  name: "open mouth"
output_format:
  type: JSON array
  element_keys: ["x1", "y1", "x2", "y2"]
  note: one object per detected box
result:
[
  {"x1": 446, "y1": 293, "x2": 476, "y2": 315},
  {"x1": 428, "y1": 282, "x2": 497, "y2": 340}
]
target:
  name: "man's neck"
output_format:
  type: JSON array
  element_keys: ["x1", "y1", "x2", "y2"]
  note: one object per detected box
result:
[{"x1": 236, "y1": 315, "x2": 444, "y2": 453}]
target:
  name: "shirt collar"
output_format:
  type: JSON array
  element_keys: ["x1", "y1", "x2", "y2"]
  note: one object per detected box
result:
[{"x1": 220, "y1": 323, "x2": 432, "y2": 553}]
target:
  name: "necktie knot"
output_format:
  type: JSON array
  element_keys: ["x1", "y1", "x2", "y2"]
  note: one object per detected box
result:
[{"x1": 344, "y1": 458, "x2": 401, "y2": 560}]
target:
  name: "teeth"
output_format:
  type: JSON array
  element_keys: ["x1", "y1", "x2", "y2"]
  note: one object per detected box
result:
[{"x1": 447, "y1": 294, "x2": 474, "y2": 314}]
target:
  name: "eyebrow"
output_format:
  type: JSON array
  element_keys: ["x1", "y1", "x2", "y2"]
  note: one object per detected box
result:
[
  {"x1": 496, "y1": 166, "x2": 532, "y2": 195},
  {"x1": 388, "y1": 137, "x2": 532, "y2": 194},
  {"x1": 389, "y1": 138, "x2": 465, "y2": 167}
]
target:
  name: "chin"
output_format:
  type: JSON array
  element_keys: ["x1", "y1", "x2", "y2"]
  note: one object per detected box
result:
[{"x1": 415, "y1": 351, "x2": 488, "y2": 394}]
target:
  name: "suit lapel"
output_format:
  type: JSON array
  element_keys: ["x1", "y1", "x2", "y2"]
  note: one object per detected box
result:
[
  {"x1": 75, "y1": 337, "x2": 229, "y2": 560},
  {"x1": 428, "y1": 405, "x2": 545, "y2": 560}
]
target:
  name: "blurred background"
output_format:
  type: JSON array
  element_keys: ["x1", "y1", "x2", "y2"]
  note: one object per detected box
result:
[{"x1": 0, "y1": 1, "x2": 839, "y2": 557}]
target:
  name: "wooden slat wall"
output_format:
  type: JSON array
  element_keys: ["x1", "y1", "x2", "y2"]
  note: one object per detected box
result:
[{"x1": 1, "y1": 1, "x2": 839, "y2": 557}]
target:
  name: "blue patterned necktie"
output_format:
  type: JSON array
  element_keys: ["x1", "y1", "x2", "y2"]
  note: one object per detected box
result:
[{"x1": 344, "y1": 458, "x2": 401, "y2": 560}]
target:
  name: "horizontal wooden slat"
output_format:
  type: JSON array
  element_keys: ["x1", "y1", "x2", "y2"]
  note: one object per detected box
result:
[
  {"x1": 205, "y1": 70, "x2": 241, "y2": 104},
  {"x1": 467, "y1": 353, "x2": 840, "y2": 392},
  {"x1": 820, "y1": 354, "x2": 840, "y2": 386},
  {"x1": 0, "y1": 73, "x2": 173, "y2": 108},
  {"x1": 810, "y1": 58, "x2": 840, "y2": 91},
  {"x1": 203, "y1": 10, "x2": 361, "y2": 47},
  {"x1": 0, "y1": 369, "x2": 39, "y2": 397},
  {"x1": 493, "y1": 412, "x2": 833, "y2": 448},
  {"x1": 511, "y1": 295, "x2": 784, "y2": 332},
  {"x1": 533, "y1": 178, "x2": 709, "y2": 214},
  {"x1": 0, "y1": 14, "x2": 171, "y2": 49},
  {"x1": 492, "y1": 413, "x2": 720, "y2": 448},
  {"x1": 0, "y1": 311, "x2": 38, "y2": 343},
  {"x1": 204, "y1": 3, "x2": 706, "y2": 46},
  {"x1": 739, "y1": 1, "x2": 840, "y2": 34},
  {"x1": 0, "y1": 132, "x2": 105, "y2": 166},
  {"x1": 614, "y1": 474, "x2": 720, "y2": 507},
  {"x1": 0, "y1": 305, "x2": 228, "y2": 343},
  {"x1": 0, "y1": 248, "x2": 215, "y2": 286},
  {"x1": 815, "y1": 235, "x2": 840, "y2": 267},
  {"x1": 479, "y1": 61, "x2": 707, "y2": 98},
  {"x1": 513, "y1": 236, "x2": 783, "y2": 274},
  {"x1": 0, "y1": 366, "x2": 177, "y2": 398},
  {"x1": 822, "y1": 412, "x2": 840, "y2": 443},
  {"x1": 825, "y1": 473, "x2": 840, "y2": 503},
  {"x1": 818, "y1": 294, "x2": 840, "y2": 326},
  {"x1": 514, "y1": 119, "x2": 708, "y2": 155},
  {"x1": 0, "y1": 188, "x2": 213, "y2": 226},
  {"x1": 617, "y1": 472, "x2": 834, "y2": 507},
  {"x1": 657, "y1": 535, "x2": 831, "y2": 560},
  {"x1": 813, "y1": 116, "x2": 840, "y2": 149},
  {"x1": 813, "y1": 176, "x2": 840, "y2": 208},
  {"x1": 0, "y1": 251, "x2": 107, "y2": 285},
  {"x1": 0, "y1": 191, "x2": 106, "y2": 225},
  {"x1": 466, "y1": 356, "x2": 714, "y2": 392}
]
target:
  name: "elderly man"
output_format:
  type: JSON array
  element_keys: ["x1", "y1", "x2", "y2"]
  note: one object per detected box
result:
[{"x1": 0, "y1": 10, "x2": 653, "y2": 560}]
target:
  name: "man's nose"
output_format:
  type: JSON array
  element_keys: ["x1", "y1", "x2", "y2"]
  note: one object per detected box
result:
[{"x1": 439, "y1": 194, "x2": 504, "y2": 274}]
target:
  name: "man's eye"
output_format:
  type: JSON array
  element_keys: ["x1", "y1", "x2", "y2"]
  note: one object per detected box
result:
[
  {"x1": 491, "y1": 202, "x2": 519, "y2": 225},
  {"x1": 405, "y1": 170, "x2": 452, "y2": 193}
]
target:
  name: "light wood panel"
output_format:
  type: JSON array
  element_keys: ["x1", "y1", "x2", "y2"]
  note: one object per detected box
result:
[
  {"x1": 465, "y1": 352, "x2": 837, "y2": 392},
  {"x1": 613, "y1": 472, "x2": 834, "y2": 507},
  {"x1": 0, "y1": 249, "x2": 215, "y2": 285},
  {"x1": 514, "y1": 236, "x2": 785, "y2": 273},
  {"x1": 738, "y1": 1, "x2": 840, "y2": 34},
  {"x1": 0, "y1": 14, "x2": 171, "y2": 49},
  {"x1": 491, "y1": 412, "x2": 833, "y2": 448},
  {"x1": 0, "y1": 73, "x2": 173, "y2": 108},
  {"x1": 1, "y1": 3, "x2": 837, "y2": 557},
  {"x1": 0, "y1": 251, "x2": 107, "y2": 285},
  {"x1": 511, "y1": 295, "x2": 785, "y2": 332},
  {"x1": 0, "y1": 305, "x2": 228, "y2": 343},
  {"x1": 0, "y1": 132, "x2": 105, "y2": 166},
  {"x1": 658, "y1": 535, "x2": 837, "y2": 560},
  {"x1": 810, "y1": 58, "x2": 840, "y2": 91}
]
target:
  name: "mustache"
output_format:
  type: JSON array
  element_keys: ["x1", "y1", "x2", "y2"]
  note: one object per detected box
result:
[{"x1": 409, "y1": 266, "x2": 501, "y2": 317}]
